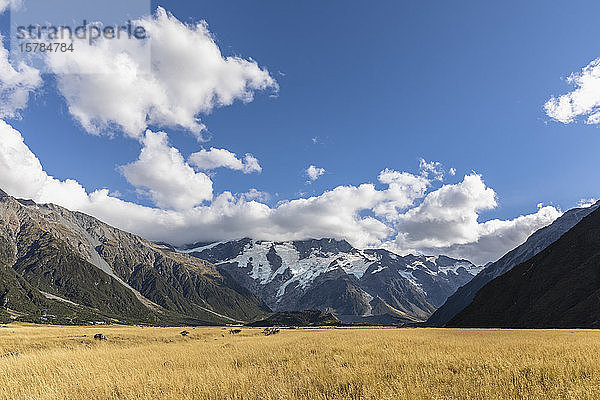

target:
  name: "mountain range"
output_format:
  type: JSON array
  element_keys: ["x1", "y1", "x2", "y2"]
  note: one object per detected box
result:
[
  {"x1": 448, "y1": 204, "x2": 600, "y2": 328},
  {"x1": 179, "y1": 239, "x2": 482, "y2": 323},
  {"x1": 0, "y1": 189, "x2": 269, "y2": 325},
  {"x1": 0, "y1": 188, "x2": 482, "y2": 326},
  {"x1": 427, "y1": 201, "x2": 599, "y2": 327},
  {"x1": 4, "y1": 185, "x2": 598, "y2": 329}
]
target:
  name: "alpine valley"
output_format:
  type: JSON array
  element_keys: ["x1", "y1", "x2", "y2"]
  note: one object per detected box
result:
[
  {"x1": 0, "y1": 188, "x2": 483, "y2": 325},
  {"x1": 5, "y1": 184, "x2": 598, "y2": 328}
]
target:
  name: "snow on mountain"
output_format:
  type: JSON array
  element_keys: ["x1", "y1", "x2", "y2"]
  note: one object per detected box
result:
[{"x1": 179, "y1": 238, "x2": 481, "y2": 323}]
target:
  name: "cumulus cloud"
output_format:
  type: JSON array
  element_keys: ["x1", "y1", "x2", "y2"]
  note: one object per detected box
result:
[
  {"x1": 418, "y1": 158, "x2": 445, "y2": 181},
  {"x1": 119, "y1": 130, "x2": 213, "y2": 210},
  {"x1": 394, "y1": 174, "x2": 498, "y2": 249},
  {"x1": 373, "y1": 169, "x2": 430, "y2": 220},
  {"x1": 0, "y1": 119, "x2": 95, "y2": 211},
  {"x1": 239, "y1": 188, "x2": 270, "y2": 202},
  {"x1": 449, "y1": 167, "x2": 456, "y2": 176},
  {"x1": 385, "y1": 174, "x2": 562, "y2": 264},
  {"x1": 0, "y1": 120, "x2": 562, "y2": 264},
  {"x1": 188, "y1": 148, "x2": 262, "y2": 174},
  {"x1": 0, "y1": 119, "x2": 47, "y2": 198},
  {"x1": 0, "y1": 34, "x2": 42, "y2": 118},
  {"x1": 396, "y1": 205, "x2": 562, "y2": 265},
  {"x1": 306, "y1": 165, "x2": 325, "y2": 182},
  {"x1": 46, "y1": 7, "x2": 277, "y2": 138},
  {"x1": 545, "y1": 58, "x2": 600, "y2": 124}
]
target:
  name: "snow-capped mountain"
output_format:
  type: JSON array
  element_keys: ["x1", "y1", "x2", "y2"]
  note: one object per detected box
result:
[{"x1": 179, "y1": 238, "x2": 482, "y2": 323}]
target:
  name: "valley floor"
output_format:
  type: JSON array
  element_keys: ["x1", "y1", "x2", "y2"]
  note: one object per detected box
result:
[{"x1": 0, "y1": 324, "x2": 599, "y2": 399}]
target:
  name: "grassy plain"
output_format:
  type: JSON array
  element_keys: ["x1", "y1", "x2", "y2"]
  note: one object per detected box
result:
[{"x1": 0, "y1": 324, "x2": 599, "y2": 399}]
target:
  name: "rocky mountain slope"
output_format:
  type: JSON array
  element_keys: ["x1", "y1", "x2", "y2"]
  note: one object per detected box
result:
[
  {"x1": 448, "y1": 205, "x2": 600, "y2": 328},
  {"x1": 180, "y1": 239, "x2": 482, "y2": 323},
  {"x1": 0, "y1": 189, "x2": 270, "y2": 325},
  {"x1": 427, "y1": 202, "x2": 599, "y2": 327}
]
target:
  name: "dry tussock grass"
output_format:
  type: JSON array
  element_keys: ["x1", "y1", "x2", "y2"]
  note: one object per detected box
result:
[{"x1": 1, "y1": 324, "x2": 599, "y2": 399}]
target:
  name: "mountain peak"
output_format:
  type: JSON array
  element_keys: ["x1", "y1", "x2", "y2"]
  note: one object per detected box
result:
[
  {"x1": 182, "y1": 237, "x2": 478, "y2": 323},
  {"x1": 0, "y1": 188, "x2": 8, "y2": 198},
  {"x1": 0, "y1": 196, "x2": 270, "y2": 325}
]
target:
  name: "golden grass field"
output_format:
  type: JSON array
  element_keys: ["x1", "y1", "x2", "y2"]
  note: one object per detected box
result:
[{"x1": 1, "y1": 324, "x2": 600, "y2": 399}]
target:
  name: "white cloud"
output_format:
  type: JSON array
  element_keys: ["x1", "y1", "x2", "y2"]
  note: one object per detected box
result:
[
  {"x1": 120, "y1": 130, "x2": 213, "y2": 210},
  {"x1": 0, "y1": 119, "x2": 48, "y2": 198},
  {"x1": 46, "y1": 7, "x2": 277, "y2": 139},
  {"x1": 0, "y1": 0, "x2": 22, "y2": 14},
  {"x1": 188, "y1": 147, "x2": 262, "y2": 174},
  {"x1": 545, "y1": 58, "x2": 600, "y2": 124},
  {"x1": 394, "y1": 174, "x2": 498, "y2": 249},
  {"x1": 0, "y1": 119, "x2": 95, "y2": 211},
  {"x1": 242, "y1": 154, "x2": 262, "y2": 174},
  {"x1": 396, "y1": 205, "x2": 562, "y2": 265},
  {"x1": 578, "y1": 198, "x2": 598, "y2": 208},
  {"x1": 385, "y1": 174, "x2": 562, "y2": 263},
  {"x1": 373, "y1": 169, "x2": 430, "y2": 220},
  {"x1": 449, "y1": 167, "x2": 456, "y2": 176},
  {"x1": 0, "y1": 120, "x2": 562, "y2": 264},
  {"x1": 0, "y1": 33, "x2": 42, "y2": 118},
  {"x1": 239, "y1": 188, "x2": 270, "y2": 202},
  {"x1": 306, "y1": 165, "x2": 325, "y2": 182},
  {"x1": 418, "y1": 158, "x2": 444, "y2": 181}
]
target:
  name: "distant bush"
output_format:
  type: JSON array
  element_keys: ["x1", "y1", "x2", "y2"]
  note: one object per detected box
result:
[
  {"x1": 262, "y1": 327, "x2": 280, "y2": 336},
  {"x1": 0, "y1": 310, "x2": 10, "y2": 324}
]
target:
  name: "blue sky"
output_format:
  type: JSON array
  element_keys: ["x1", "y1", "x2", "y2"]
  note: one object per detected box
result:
[{"x1": 0, "y1": 0, "x2": 598, "y2": 263}]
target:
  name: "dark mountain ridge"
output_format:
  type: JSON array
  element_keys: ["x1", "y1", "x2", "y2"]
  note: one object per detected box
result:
[
  {"x1": 427, "y1": 202, "x2": 599, "y2": 327},
  {"x1": 449, "y1": 205, "x2": 600, "y2": 328},
  {"x1": 0, "y1": 189, "x2": 270, "y2": 325}
]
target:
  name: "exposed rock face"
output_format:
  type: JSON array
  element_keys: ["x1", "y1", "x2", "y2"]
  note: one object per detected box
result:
[
  {"x1": 0, "y1": 190, "x2": 270, "y2": 325},
  {"x1": 428, "y1": 202, "x2": 599, "y2": 327},
  {"x1": 182, "y1": 239, "x2": 481, "y2": 323}
]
